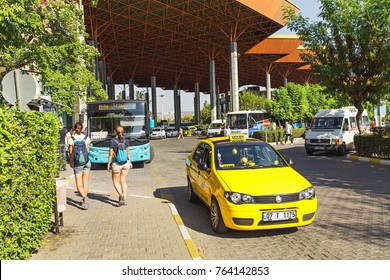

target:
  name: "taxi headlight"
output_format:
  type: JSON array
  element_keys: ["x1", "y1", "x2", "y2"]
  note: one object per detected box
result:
[
  {"x1": 224, "y1": 192, "x2": 255, "y2": 204},
  {"x1": 299, "y1": 187, "x2": 315, "y2": 200}
]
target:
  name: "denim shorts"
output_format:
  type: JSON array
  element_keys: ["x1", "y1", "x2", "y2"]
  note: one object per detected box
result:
[{"x1": 73, "y1": 160, "x2": 91, "y2": 175}]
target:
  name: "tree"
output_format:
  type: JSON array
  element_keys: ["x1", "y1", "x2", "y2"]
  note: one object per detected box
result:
[
  {"x1": 239, "y1": 90, "x2": 269, "y2": 111},
  {"x1": 200, "y1": 101, "x2": 211, "y2": 124},
  {"x1": 181, "y1": 114, "x2": 194, "y2": 123},
  {"x1": 0, "y1": 0, "x2": 107, "y2": 114},
  {"x1": 285, "y1": 0, "x2": 390, "y2": 133},
  {"x1": 268, "y1": 87, "x2": 293, "y2": 124}
]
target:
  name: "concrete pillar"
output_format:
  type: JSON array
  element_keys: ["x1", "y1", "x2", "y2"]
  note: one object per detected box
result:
[
  {"x1": 99, "y1": 60, "x2": 107, "y2": 91},
  {"x1": 89, "y1": 40, "x2": 99, "y2": 82},
  {"x1": 209, "y1": 60, "x2": 217, "y2": 122},
  {"x1": 266, "y1": 73, "x2": 271, "y2": 100},
  {"x1": 173, "y1": 85, "x2": 180, "y2": 130},
  {"x1": 194, "y1": 82, "x2": 200, "y2": 126},
  {"x1": 107, "y1": 76, "x2": 115, "y2": 100},
  {"x1": 128, "y1": 79, "x2": 135, "y2": 99},
  {"x1": 151, "y1": 76, "x2": 157, "y2": 121},
  {"x1": 230, "y1": 41, "x2": 239, "y2": 111},
  {"x1": 145, "y1": 87, "x2": 150, "y2": 115},
  {"x1": 216, "y1": 85, "x2": 221, "y2": 120},
  {"x1": 283, "y1": 77, "x2": 288, "y2": 88}
]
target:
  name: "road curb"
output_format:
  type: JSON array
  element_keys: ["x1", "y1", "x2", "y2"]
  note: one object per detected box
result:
[
  {"x1": 346, "y1": 154, "x2": 390, "y2": 166},
  {"x1": 131, "y1": 195, "x2": 202, "y2": 260}
]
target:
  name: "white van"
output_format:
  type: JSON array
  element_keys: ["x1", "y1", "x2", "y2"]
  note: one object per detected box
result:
[
  {"x1": 207, "y1": 119, "x2": 224, "y2": 137},
  {"x1": 305, "y1": 107, "x2": 370, "y2": 155}
]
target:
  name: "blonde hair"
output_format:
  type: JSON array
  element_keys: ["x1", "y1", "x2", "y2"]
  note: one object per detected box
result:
[{"x1": 115, "y1": 124, "x2": 124, "y2": 142}]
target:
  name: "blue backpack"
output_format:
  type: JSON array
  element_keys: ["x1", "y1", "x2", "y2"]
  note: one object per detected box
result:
[
  {"x1": 72, "y1": 135, "x2": 89, "y2": 166},
  {"x1": 115, "y1": 139, "x2": 128, "y2": 164}
]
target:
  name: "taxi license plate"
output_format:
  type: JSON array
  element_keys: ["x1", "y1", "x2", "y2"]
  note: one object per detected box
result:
[{"x1": 262, "y1": 210, "x2": 296, "y2": 222}]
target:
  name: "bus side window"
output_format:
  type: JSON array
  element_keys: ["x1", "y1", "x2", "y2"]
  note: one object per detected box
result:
[
  {"x1": 343, "y1": 118, "x2": 349, "y2": 131},
  {"x1": 349, "y1": 117, "x2": 357, "y2": 129}
]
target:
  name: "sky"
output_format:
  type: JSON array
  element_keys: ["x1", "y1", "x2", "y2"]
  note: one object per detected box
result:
[{"x1": 121, "y1": 0, "x2": 321, "y2": 115}]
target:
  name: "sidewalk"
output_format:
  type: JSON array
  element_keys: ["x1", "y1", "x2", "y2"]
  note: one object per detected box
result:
[{"x1": 30, "y1": 168, "x2": 198, "y2": 260}]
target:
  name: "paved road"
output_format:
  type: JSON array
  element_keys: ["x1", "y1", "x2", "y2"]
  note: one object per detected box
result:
[
  {"x1": 150, "y1": 136, "x2": 390, "y2": 260},
  {"x1": 32, "y1": 136, "x2": 390, "y2": 260}
]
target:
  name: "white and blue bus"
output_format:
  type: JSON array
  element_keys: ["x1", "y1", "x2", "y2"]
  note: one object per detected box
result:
[
  {"x1": 87, "y1": 100, "x2": 153, "y2": 165},
  {"x1": 226, "y1": 110, "x2": 269, "y2": 137}
]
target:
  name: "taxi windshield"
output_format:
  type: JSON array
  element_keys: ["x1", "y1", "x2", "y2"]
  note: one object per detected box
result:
[{"x1": 214, "y1": 141, "x2": 287, "y2": 170}]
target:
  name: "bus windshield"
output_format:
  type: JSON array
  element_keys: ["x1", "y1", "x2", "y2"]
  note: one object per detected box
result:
[
  {"x1": 89, "y1": 115, "x2": 147, "y2": 140},
  {"x1": 226, "y1": 110, "x2": 268, "y2": 137}
]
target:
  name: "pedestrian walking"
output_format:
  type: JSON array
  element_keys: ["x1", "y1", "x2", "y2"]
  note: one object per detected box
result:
[
  {"x1": 107, "y1": 124, "x2": 133, "y2": 206},
  {"x1": 284, "y1": 121, "x2": 294, "y2": 145},
  {"x1": 69, "y1": 122, "x2": 91, "y2": 210},
  {"x1": 177, "y1": 127, "x2": 184, "y2": 139},
  {"x1": 224, "y1": 125, "x2": 231, "y2": 137}
]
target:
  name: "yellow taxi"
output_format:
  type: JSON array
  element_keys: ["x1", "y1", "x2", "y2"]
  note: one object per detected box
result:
[{"x1": 185, "y1": 134, "x2": 317, "y2": 233}]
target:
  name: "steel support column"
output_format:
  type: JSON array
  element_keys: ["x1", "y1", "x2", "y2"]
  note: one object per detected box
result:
[
  {"x1": 209, "y1": 60, "x2": 217, "y2": 122},
  {"x1": 216, "y1": 85, "x2": 221, "y2": 120},
  {"x1": 266, "y1": 73, "x2": 271, "y2": 100},
  {"x1": 194, "y1": 82, "x2": 200, "y2": 126},
  {"x1": 230, "y1": 41, "x2": 239, "y2": 111},
  {"x1": 151, "y1": 76, "x2": 157, "y2": 121},
  {"x1": 128, "y1": 79, "x2": 135, "y2": 100}
]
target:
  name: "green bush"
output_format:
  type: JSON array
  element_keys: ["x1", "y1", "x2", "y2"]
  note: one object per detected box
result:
[
  {"x1": 354, "y1": 134, "x2": 390, "y2": 160},
  {"x1": 253, "y1": 128, "x2": 306, "y2": 143},
  {"x1": 0, "y1": 106, "x2": 60, "y2": 260}
]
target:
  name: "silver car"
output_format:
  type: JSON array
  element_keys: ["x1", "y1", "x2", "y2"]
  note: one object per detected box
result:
[
  {"x1": 150, "y1": 127, "x2": 166, "y2": 139},
  {"x1": 165, "y1": 127, "x2": 178, "y2": 138}
]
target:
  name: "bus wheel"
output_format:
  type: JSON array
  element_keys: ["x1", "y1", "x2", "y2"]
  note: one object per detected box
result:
[{"x1": 144, "y1": 146, "x2": 154, "y2": 164}]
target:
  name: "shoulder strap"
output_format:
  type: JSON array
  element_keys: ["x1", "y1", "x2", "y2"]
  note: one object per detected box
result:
[{"x1": 82, "y1": 135, "x2": 88, "y2": 142}]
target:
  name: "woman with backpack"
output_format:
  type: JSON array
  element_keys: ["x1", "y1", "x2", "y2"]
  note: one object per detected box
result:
[
  {"x1": 107, "y1": 124, "x2": 132, "y2": 206},
  {"x1": 69, "y1": 122, "x2": 91, "y2": 210}
]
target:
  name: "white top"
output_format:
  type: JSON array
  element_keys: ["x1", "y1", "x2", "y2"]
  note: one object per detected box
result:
[
  {"x1": 285, "y1": 123, "x2": 293, "y2": 134},
  {"x1": 67, "y1": 133, "x2": 91, "y2": 146}
]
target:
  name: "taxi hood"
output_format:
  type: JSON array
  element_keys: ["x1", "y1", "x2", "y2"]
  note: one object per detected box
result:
[{"x1": 216, "y1": 167, "x2": 311, "y2": 195}]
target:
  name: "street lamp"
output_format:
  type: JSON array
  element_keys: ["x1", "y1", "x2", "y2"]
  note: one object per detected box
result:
[{"x1": 159, "y1": 94, "x2": 164, "y2": 119}]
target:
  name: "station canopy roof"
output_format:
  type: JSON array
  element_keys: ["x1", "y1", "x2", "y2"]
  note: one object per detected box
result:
[{"x1": 83, "y1": 0, "x2": 313, "y2": 93}]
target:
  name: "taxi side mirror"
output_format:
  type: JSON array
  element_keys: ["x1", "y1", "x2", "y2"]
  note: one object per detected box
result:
[{"x1": 197, "y1": 162, "x2": 210, "y2": 172}]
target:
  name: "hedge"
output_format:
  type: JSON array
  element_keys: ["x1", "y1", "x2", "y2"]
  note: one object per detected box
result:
[
  {"x1": 354, "y1": 134, "x2": 390, "y2": 160},
  {"x1": 0, "y1": 106, "x2": 60, "y2": 260},
  {"x1": 252, "y1": 128, "x2": 306, "y2": 142}
]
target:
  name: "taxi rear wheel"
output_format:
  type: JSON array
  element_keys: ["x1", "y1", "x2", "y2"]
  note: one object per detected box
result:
[
  {"x1": 187, "y1": 179, "x2": 199, "y2": 203},
  {"x1": 210, "y1": 198, "x2": 228, "y2": 233}
]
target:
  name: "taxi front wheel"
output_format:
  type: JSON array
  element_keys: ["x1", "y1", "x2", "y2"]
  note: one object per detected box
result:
[{"x1": 210, "y1": 198, "x2": 228, "y2": 233}]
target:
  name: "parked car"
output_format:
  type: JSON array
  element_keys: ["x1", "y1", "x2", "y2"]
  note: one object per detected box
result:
[
  {"x1": 207, "y1": 119, "x2": 224, "y2": 137},
  {"x1": 150, "y1": 127, "x2": 166, "y2": 139},
  {"x1": 165, "y1": 127, "x2": 178, "y2": 138},
  {"x1": 183, "y1": 125, "x2": 197, "y2": 136},
  {"x1": 185, "y1": 134, "x2": 317, "y2": 233}
]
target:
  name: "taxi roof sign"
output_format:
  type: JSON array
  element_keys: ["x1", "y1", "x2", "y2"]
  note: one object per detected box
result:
[{"x1": 229, "y1": 134, "x2": 247, "y2": 142}]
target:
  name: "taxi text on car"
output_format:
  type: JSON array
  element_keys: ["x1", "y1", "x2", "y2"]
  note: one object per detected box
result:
[{"x1": 185, "y1": 134, "x2": 317, "y2": 233}]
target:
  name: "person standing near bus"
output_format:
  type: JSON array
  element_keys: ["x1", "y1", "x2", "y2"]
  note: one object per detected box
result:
[
  {"x1": 107, "y1": 125, "x2": 133, "y2": 206},
  {"x1": 69, "y1": 122, "x2": 91, "y2": 210}
]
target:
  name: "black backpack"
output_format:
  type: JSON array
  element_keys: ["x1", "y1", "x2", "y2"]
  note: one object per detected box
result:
[{"x1": 72, "y1": 135, "x2": 89, "y2": 166}]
